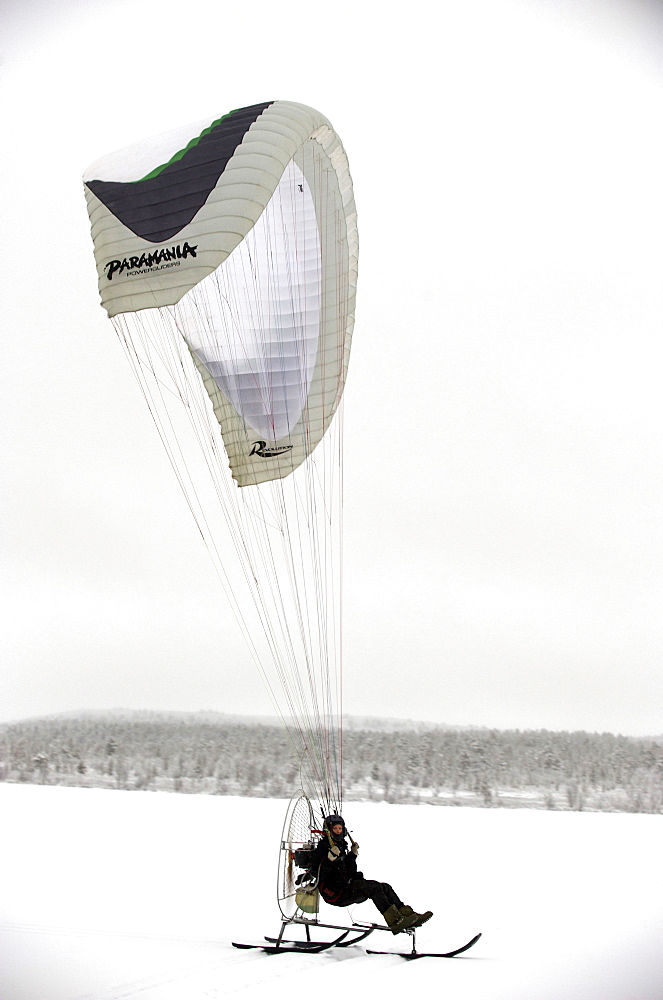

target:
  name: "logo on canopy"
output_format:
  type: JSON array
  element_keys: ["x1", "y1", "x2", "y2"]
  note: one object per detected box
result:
[
  {"x1": 250, "y1": 441, "x2": 294, "y2": 458},
  {"x1": 104, "y1": 241, "x2": 198, "y2": 280}
]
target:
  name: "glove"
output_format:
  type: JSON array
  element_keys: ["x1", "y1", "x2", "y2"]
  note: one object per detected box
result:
[
  {"x1": 327, "y1": 845, "x2": 341, "y2": 860},
  {"x1": 351, "y1": 841, "x2": 359, "y2": 856}
]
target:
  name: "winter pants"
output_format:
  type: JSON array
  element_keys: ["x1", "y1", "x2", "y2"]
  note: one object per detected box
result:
[{"x1": 347, "y1": 877, "x2": 404, "y2": 914}]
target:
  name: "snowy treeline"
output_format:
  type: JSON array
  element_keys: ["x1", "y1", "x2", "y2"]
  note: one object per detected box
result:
[{"x1": 1, "y1": 712, "x2": 661, "y2": 812}]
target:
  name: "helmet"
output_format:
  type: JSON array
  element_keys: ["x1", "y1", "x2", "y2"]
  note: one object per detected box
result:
[{"x1": 324, "y1": 814, "x2": 346, "y2": 843}]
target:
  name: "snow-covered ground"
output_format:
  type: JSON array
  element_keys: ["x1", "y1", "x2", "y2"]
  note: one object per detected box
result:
[{"x1": 1, "y1": 784, "x2": 661, "y2": 1000}]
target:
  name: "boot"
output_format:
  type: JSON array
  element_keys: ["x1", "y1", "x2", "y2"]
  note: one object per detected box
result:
[
  {"x1": 397, "y1": 904, "x2": 433, "y2": 929},
  {"x1": 382, "y1": 904, "x2": 409, "y2": 934},
  {"x1": 409, "y1": 909, "x2": 434, "y2": 928}
]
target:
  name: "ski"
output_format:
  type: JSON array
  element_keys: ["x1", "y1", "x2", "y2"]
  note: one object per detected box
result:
[
  {"x1": 263, "y1": 926, "x2": 375, "y2": 948},
  {"x1": 233, "y1": 942, "x2": 338, "y2": 953},
  {"x1": 232, "y1": 927, "x2": 353, "y2": 953},
  {"x1": 366, "y1": 931, "x2": 482, "y2": 959}
]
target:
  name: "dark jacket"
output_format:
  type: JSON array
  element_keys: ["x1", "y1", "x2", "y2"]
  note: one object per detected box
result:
[{"x1": 311, "y1": 835, "x2": 361, "y2": 906}]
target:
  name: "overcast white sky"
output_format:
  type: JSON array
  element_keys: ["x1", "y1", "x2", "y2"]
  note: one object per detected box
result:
[{"x1": 2, "y1": 0, "x2": 663, "y2": 735}]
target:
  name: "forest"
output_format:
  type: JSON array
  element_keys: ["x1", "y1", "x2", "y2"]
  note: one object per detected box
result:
[{"x1": 1, "y1": 711, "x2": 662, "y2": 813}]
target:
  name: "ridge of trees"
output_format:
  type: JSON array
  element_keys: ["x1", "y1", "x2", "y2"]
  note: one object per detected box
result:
[{"x1": 1, "y1": 712, "x2": 661, "y2": 812}]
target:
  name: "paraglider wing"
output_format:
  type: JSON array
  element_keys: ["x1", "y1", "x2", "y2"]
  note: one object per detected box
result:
[{"x1": 84, "y1": 101, "x2": 357, "y2": 485}]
